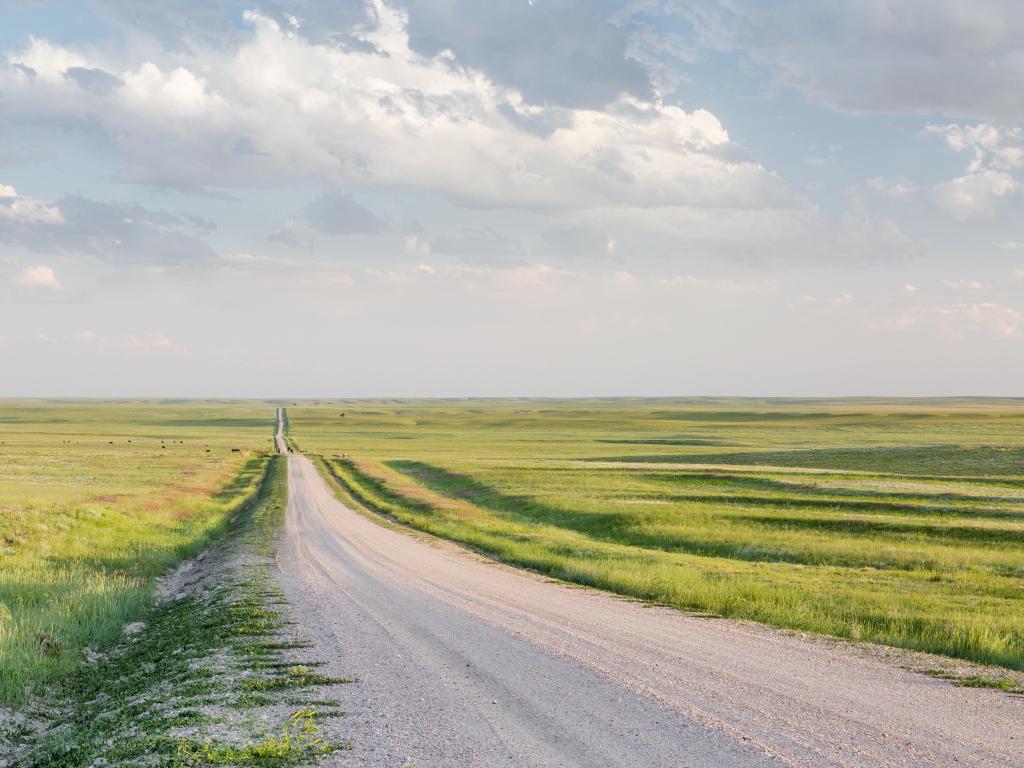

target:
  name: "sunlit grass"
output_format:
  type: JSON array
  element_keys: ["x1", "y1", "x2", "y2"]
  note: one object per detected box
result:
[
  {"x1": 287, "y1": 398, "x2": 1024, "y2": 669},
  {"x1": 0, "y1": 400, "x2": 275, "y2": 707}
]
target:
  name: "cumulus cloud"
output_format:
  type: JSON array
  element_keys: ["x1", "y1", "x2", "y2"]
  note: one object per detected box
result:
[
  {"x1": 931, "y1": 170, "x2": 1019, "y2": 219},
  {"x1": 0, "y1": 183, "x2": 64, "y2": 224},
  {"x1": 0, "y1": 2, "x2": 794, "y2": 213},
  {"x1": 927, "y1": 123, "x2": 1023, "y2": 218},
  {"x1": 927, "y1": 123, "x2": 1023, "y2": 172},
  {"x1": 14, "y1": 264, "x2": 61, "y2": 290},
  {"x1": 87, "y1": 0, "x2": 652, "y2": 110}
]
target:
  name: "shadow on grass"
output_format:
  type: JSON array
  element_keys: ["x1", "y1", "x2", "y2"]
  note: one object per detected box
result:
[{"x1": 386, "y1": 461, "x2": 1019, "y2": 571}]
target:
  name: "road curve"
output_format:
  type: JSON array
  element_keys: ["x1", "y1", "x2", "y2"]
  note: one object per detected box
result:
[{"x1": 275, "y1": 452, "x2": 1022, "y2": 768}]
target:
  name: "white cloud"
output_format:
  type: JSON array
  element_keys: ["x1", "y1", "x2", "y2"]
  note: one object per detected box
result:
[
  {"x1": 995, "y1": 240, "x2": 1024, "y2": 250},
  {"x1": 9, "y1": 37, "x2": 88, "y2": 81},
  {"x1": 927, "y1": 124, "x2": 1023, "y2": 172},
  {"x1": 928, "y1": 124, "x2": 1023, "y2": 218},
  {"x1": 0, "y1": 183, "x2": 64, "y2": 224},
  {"x1": 0, "y1": 5, "x2": 794, "y2": 213},
  {"x1": 14, "y1": 264, "x2": 61, "y2": 289},
  {"x1": 931, "y1": 170, "x2": 1019, "y2": 219}
]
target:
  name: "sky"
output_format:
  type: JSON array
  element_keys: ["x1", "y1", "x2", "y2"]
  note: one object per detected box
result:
[{"x1": 1, "y1": 0, "x2": 1023, "y2": 397}]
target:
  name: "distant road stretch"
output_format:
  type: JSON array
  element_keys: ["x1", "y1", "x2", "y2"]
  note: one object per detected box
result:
[
  {"x1": 275, "y1": 446, "x2": 1021, "y2": 767},
  {"x1": 274, "y1": 407, "x2": 288, "y2": 453}
]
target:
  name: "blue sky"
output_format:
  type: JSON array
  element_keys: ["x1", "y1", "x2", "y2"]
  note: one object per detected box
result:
[{"x1": 1, "y1": 0, "x2": 1023, "y2": 396}]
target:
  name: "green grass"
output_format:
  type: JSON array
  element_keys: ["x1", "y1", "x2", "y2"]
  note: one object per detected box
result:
[
  {"x1": 0, "y1": 400, "x2": 276, "y2": 707},
  {"x1": 286, "y1": 398, "x2": 1024, "y2": 670},
  {"x1": 17, "y1": 455, "x2": 349, "y2": 767}
]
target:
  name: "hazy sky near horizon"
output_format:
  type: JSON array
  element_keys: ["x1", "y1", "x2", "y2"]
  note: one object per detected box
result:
[{"x1": 1, "y1": 0, "x2": 1023, "y2": 397}]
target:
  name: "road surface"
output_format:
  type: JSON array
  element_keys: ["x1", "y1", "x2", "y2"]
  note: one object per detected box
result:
[
  {"x1": 275, "y1": 407, "x2": 288, "y2": 453},
  {"x1": 275, "y1": 447, "x2": 1022, "y2": 767}
]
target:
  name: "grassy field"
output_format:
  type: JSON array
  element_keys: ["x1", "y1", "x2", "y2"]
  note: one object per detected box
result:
[
  {"x1": 20, "y1": 455, "x2": 348, "y2": 768},
  {"x1": 0, "y1": 400, "x2": 275, "y2": 707},
  {"x1": 286, "y1": 398, "x2": 1024, "y2": 670}
]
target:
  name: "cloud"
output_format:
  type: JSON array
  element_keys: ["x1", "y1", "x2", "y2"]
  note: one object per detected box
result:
[
  {"x1": 401, "y1": 0, "x2": 651, "y2": 109},
  {"x1": 0, "y1": 4, "x2": 795, "y2": 213},
  {"x1": 931, "y1": 170, "x2": 1019, "y2": 219},
  {"x1": 0, "y1": 189, "x2": 217, "y2": 263},
  {"x1": 14, "y1": 264, "x2": 61, "y2": 290},
  {"x1": 126, "y1": 333, "x2": 188, "y2": 353},
  {"x1": 88, "y1": 0, "x2": 653, "y2": 110},
  {"x1": 927, "y1": 124, "x2": 1023, "y2": 218},
  {"x1": 927, "y1": 123, "x2": 1023, "y2": 171},
  {"x1": 995, "y1": 240, "x2": 1024, "y2": 250},
  {"x1": 430, "y1": 226, "x2": 524, "y2": 264},
  {"x1": 0, "y1": 183, "x2": 64, "y2": 224},
  {"x1": 864, "y1": 177, "x2": 918, "y2": 201},
  {"x1": 267, "y1": 218, "x2": 313, "y2": 249},
  {"x1": 268, "y1": 190, "x2": 390, "y2": 247},
  {"x1": 85, "y1": 0, "x2": 243, "y2": 53},
  {"x1": 64, "y1": 66, "x2": 123, "y2": 94},
  {"x1": 942, "y1": 279, "x2": 986, "y2": 291},
  {"x1": 673, "y1": 0, "x2": 1024, "y2": 121},
  {"x1": 886, "y1": 302, "x2": 1023, "y2": 339},
  {"x1": 304, "y1": 191, "x2": 390, "y2": 235},
  {"x1": 659, "y1": 274, "x2": 777, "y2": 295},
  {"x1": 541, "y1": 226, "x2": 616, "y2": 260}
]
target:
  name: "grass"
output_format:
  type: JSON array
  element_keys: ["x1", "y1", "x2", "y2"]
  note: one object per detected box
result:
[
  {"x1": 285, "y1": 398, "x2": 1024, "y2": 670},
  {"x1": 0, "y1": 400, "x2": 275, "y2": 707},
  {"x1": 14, "y1": 454, "x2": 350, "y2": 767}
]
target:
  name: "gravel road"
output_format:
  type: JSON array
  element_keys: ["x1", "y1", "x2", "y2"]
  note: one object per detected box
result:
[
  {"x1": 275, "y1": 451, "x2": 1022, "y2": 767},
  {"x1": 275, "y1": 407, "x2": 288, "y2": 453}
]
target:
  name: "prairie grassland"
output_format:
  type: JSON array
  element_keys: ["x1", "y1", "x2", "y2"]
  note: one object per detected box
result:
[
  {"x1": 0, "y1": 400, "x2": 274, "y2": 707},
  {"x1": 287, "y1": 399, "x2": 1024, "y2": 669}
]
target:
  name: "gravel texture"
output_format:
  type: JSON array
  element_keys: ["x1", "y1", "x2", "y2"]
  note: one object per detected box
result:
[{"x1": 276, "y1": 452, "x2": 1023, "y2": 768}]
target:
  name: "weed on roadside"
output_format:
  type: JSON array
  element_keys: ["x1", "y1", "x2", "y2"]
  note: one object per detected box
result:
[{"x1": 10, "y1": 456, "x2": 351, "y2": 767}]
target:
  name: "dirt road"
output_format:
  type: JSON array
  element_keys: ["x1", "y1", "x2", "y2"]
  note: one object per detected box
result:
[
  {"x1": 274, "y1": 407, "x2": 288, "y2": 453},
  {"x1": 275, "y1": 452, "x2": 1022, "y2": 767}
]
